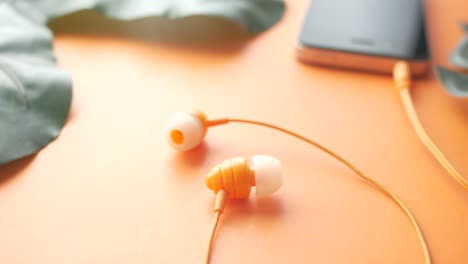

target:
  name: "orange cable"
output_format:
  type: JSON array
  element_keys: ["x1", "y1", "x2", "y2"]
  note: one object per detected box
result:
[
  {"x1": 206, "y1": 190, "x2": 227, "y2": 264},
  {"x1": 206, "y1": 211, "x2": 221, "y2": 264},
  {"x1": 393, "y1": 61, "x2": 468, "y2": 191},
  {"x1": 216, "y1": 118, "x2": 432, "y2": 264}
]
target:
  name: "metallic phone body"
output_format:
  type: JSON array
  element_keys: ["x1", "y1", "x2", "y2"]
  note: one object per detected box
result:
[{"x1": 296, "y1": 0, "x2": 430, "y2": 76}]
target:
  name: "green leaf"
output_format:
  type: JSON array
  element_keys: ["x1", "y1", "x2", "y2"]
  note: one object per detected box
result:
[
  {"x1": 435, "y1": 66, "x2": 468, "y2": 97},
  {"x1": 449, "y1": 23, "x2": 468, "y2": 69},
  {"x1": 0, "y1": 0, "x2": 285, "y2": 164},
  {"x1": 26, "y1": 0, "x2": 286, "y2": 34},
  {"x1": 0, "y1": 3, "x2": 72, "y2": 165}
]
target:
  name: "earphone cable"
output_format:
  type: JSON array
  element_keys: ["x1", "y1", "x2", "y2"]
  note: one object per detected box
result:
[
  {"x1": 206, "y1": 189, "x2": 227, "y2": 264},
  {"x1": 221, "y1": 118, "x2": 432, "y2": 264},
  {"x1": 206, "y1": 211, "x2": 221, "y2": 264},
  {"x1": 393, "y1": 61, "x2": 468, "y2": 191}
]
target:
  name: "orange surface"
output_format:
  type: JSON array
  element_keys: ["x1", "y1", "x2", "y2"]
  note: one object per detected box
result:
[{"x1": 1, "y1": 0, "x2": 468, "y2": 263}]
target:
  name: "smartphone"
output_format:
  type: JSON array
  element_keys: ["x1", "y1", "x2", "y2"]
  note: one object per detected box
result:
[{"x1": 296, "y1": 0, "x2": 430, "y2": 76}]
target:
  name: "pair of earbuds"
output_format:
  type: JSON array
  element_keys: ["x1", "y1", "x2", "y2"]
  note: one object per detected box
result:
[
  {"x1": 165, "y1": 111, "x2": 283, "y2": 263},
  {"x1": 165, "y1": 111, "x2": 283, "y2": 199},
  {"x1": 164, "y1": 110, "x2": 431, "y2": 264}
]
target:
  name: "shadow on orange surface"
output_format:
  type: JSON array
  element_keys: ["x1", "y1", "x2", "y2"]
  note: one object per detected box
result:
[
  {"x1": 222, "y1": 196, "x2": 285, "y2": 225},
  {"x1": 0, "y1": 154, "x2": 36, "y2": 187},
  {"x1": 169, "y1": 141, "x2": 211, "y2": 177}
]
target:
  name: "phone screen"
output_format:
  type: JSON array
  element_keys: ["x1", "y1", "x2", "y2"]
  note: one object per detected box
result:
[{"x1": 298, "y1": 0, "x2": 429, "y2": 60}]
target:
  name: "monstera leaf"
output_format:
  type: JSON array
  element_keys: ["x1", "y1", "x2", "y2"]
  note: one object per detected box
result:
[
  {"x1": 449, "y1": 23, "x2": 468, "y2": 69},
  {"x1": 0, "y1": 3, "x2": 72, "y2": 165},
  {"x1": 0, "y1": 0, "x2": 285, "y2": 165},
  {"x1": 435, "y1": 66, "x2": 468, "y2": 97},
  {"x1": 437, "y1": 23, "x2": 468, "y2": 97},
  {"x1": 31, "y1": 0, "x2": 286, "y2": 34}
]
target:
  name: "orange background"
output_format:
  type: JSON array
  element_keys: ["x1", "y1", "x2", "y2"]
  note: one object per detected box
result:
[{"x1": 1, "y1": 0, "x2": 467, "y2": 263}]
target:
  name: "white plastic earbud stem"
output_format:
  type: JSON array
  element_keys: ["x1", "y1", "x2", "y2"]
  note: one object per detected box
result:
[
  {"x1": 165, "y1": 112, "x2": 204, "y2": 151},
  {"x1": 252, "y1": 155, "x2": 283, "y2": 196}
]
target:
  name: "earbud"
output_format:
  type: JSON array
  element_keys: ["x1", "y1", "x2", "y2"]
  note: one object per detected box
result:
[
  {"x1": 206, "y1": 155, "x2": 282, "y2": 199},
  {"x1": 165, "y1": 111, "x2": 228, "y2": 151},
  {"x1": 164, "y1": 111, "x2": 208, "y2": 151}
]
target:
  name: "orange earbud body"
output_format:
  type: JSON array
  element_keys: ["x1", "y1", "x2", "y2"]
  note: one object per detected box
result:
[{"x1": 205, "y1": 157, "x2": 256, "y2": 199}]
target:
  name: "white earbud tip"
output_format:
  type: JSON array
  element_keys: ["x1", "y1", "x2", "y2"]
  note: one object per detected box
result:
[
  {"x1": 165, "y1": 112, "x2": 205, "y2": 152},
  {"x1": 252, "y1": 155, "x2": 282, "y2": 196}
]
